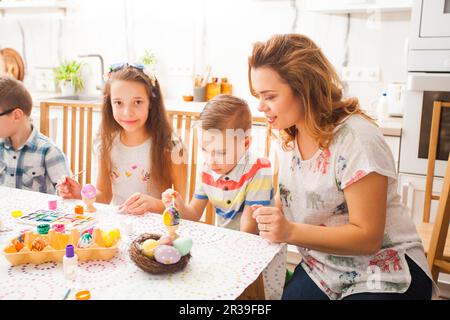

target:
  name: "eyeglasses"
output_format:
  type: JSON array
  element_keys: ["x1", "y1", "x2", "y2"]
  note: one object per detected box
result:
[
  {"x1": 108, "y1": 62, "x2": 145, "y2": 73},
  {"x1": 0, "y1": 108, "x2": 16, "y2": 117}
]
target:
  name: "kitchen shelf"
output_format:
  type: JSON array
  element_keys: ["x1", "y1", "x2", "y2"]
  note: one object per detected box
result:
[
  {"x1": 0, "y1": 0, "x2": 73, "y2": 17},
  {"x1": 302, "y1": 0, "x2": 412, "y2": 14}
]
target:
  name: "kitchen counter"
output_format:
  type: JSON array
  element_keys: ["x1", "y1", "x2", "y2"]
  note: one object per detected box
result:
[
  {"x1": 163, "y1": 99, "x2": 403, "y2": 137},
  {"x1": 31, "y1": 93, "x2": 403, "y2": 137}
]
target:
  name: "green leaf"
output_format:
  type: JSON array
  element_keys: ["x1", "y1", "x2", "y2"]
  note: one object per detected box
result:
[{"x1": 53, "y1": 59, "x2": 85, "y2": 92}]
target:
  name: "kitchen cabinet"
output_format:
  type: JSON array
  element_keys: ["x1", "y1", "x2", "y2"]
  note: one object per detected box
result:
[
  {"x1": 0, "y1": 0, "x2": 73, "y2": 17},
  {"x1": 302, "y1": 0, "x2": 412, "y2": 14}
]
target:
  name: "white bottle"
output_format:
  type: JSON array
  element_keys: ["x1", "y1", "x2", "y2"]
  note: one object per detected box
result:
[
  {"x1": 377, "y1": 92, "x2": 389, "y2": 121},
  {"x1": 63, "y1": 244, "x2": 78, "y2": 280}
]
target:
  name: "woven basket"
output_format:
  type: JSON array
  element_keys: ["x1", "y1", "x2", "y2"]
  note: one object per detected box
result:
[{"x1": 129, "y1": 233, "x2": 191, "y2": 274}]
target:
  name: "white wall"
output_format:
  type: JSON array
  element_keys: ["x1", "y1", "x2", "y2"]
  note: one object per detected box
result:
[{"x1": 0, "y1": 0, "x2": 411, "y2": 108}]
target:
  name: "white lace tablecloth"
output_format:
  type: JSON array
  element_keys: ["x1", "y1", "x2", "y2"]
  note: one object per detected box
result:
[{"x1": 0, "y1": 187, "x2": 286, "y2": 300}]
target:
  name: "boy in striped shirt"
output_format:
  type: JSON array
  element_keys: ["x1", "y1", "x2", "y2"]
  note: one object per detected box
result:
[{"x1": 162, "y1": 94, "x2": 273, "y2": 233}]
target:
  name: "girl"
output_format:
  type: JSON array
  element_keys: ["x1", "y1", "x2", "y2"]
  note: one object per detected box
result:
[
  {"x1": 57, "y1": 63, "x2": 187, "y2": 214},
  {"x1": 249, "y1": 34, "x2": 434, "y2": 300}
]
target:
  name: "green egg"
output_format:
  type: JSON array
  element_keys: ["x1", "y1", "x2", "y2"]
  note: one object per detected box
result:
[{"x1": 173, "y1": 237, "x2": 193, "y2": 256}]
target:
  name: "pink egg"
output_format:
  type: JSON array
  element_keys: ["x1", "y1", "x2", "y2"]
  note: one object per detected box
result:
[
  {"x1": 158, "y1": 235, "x2": 173, "y2": 246},
  {"x1": 154, "y1": 245, "x2": 181, "y2": 265},
  {"x1": 81, "y1": 184, "x2": 97, "y2": 199}
]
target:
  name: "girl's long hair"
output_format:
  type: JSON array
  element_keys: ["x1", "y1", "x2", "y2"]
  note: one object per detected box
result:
[
  {"x1": 248, "y1": 34, "x2": 375, "y2": 150},
  {"x1": 99, "y1": 66, "x2": 176, "y2": 193}
]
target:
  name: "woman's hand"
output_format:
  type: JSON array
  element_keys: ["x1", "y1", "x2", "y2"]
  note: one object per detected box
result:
[
  {"x1": 161, "y1": 188, "x2": 184, "y2": 209},
  {"x1": 56, "y1": 176, "x2": 82, "y2": 199},
  {"x1": 252, "y1": 205, "x2": 293, "y2": 243},
  {"x1": 119, "y1": 193, "x2": 157, "y2": 215}
]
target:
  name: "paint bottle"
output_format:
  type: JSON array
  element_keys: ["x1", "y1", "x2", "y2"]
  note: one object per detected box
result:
[
  {"x1": 63, "y1": 244, "x2": 78, "y2": 280},
  {"x1": 221, "y1": 77, "x2": 232, "y2": 95}
]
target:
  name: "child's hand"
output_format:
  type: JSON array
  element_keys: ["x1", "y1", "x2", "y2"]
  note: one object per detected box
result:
[
  {"x1": 119, "y1": 193, "x2": 155, "y2": 215},
  {"x1": 56, "y1": 176, "x2": 82, "y2": 199},
  {"x1": 161, "y1": 188, "x2": 184, "y2": 209},
  {"x1": 252, "y1": 206, "x2": 293, "y2": 243}
]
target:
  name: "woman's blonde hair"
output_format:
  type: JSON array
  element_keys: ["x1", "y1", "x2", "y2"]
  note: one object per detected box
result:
[
  {"x1": 248, "y1": 33, "x2": 374, "y2": 150},
  {"x1": 99, "y1": 66, "x2": 180, "y2": 192}
]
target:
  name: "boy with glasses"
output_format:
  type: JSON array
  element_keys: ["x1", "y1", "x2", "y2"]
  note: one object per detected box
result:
[{"x1": 0, "y1": 75, "x2": 70, "y2": 193}]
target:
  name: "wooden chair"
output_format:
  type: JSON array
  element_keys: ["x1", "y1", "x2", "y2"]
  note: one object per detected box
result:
[
  {"x1": 167, "y1": 110, "x2": 200, "y2": 202},
  {"x1": 415, "y1": 101, "x2": 450, "y2": 282},
  {"x1": 427, "y1": 153, "x2": 450, "y2": 282},
  {"x1": 39, "y1": 101, "x2": 101, "y2": 185}
]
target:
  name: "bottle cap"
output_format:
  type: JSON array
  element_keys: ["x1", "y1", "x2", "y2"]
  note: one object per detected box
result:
[
  {"x1": 65, "y1": 244, "x2": 75, "y2": 258},
  {"x1": 37, "y1": 223, "x2": 50, "y2": 235}
]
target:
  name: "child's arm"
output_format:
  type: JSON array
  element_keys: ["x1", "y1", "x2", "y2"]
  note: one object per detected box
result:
[
  {"x1": 162, "y1": 189, "x2": 208, "y2": 221},
  {"x1": 94, "y1": 157, "x2": 113, "y2": 204},
  {"x1": 240, "y1": 206, "x2": 258, "y2": 234},
  {"x1": 120, "y1": 193, "x2": 165, "y2": 214},
  {"x1": 122, "y1": 153, "x2": 189, "y2": 215},
  {"x1": 44, "y1": 144, "x2": 71, "y2": 194}
]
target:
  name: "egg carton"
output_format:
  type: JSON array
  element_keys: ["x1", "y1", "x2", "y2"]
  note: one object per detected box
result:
[{"x1": 2, "y1": 228, "x2": 119, "y2": 266}]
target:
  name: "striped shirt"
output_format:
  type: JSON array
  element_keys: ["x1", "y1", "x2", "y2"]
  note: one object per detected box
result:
[
  {"x1": 0, "y1": 125, "x2": 71, "y2": 194},
  {"x1": 194, "y1": 151, "x2": 274, "y2": 230}
]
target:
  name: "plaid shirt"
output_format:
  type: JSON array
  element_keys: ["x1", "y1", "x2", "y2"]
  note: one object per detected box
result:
[{"x1": 0, "y1": 125, "x2": 71, "y2": 194}]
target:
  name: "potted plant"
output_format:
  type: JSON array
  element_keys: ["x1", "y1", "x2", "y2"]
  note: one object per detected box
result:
[
  {"x1": 139, "y1": 49, "x2": 157, "y2": 74},
  {"x1": 54, "y1": 60, "x2": 85, "y2": 95}
]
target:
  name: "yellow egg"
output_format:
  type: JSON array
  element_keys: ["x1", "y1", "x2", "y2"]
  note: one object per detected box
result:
[
  {"x1": 102, "y1": 231, "x2": 113, "y2": 247},
  {"x1": 101, "y1": 229, "x2": 121, "y2": 247},
  {"x1": 109, "y1": 228, "x2": 121, "y2": 241},
  {"x1": 141, "y1": 239, "x2": 159, "y2": 258},
  {"x1": 163, "y1": 210, "x2": 172, "y2": 226}
]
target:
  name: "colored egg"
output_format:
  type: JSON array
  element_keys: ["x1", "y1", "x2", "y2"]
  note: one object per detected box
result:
[
  {"x1": 81, "y1": 184, "x2": 97, "y2": 199},
  {"x1": 163, "y1": 206, "x2": 180, "y2": 226},
  {"x1": 101, "y1": 229, "x2": 121, "y2": 247},
  {"x1": 31, "y1": 238, "x2": 47, "y2": 251},
  {"x1": 12, "y1": 239, "x2": 24, "y2": 252},
  {"x1": 173, "y1": 237, "x2": 193, "y2": 256},
  {"x1": 77, "y1": 233, "x2": 93, "y2": 248},
  {"x1": 141, "y1": 239, "x2": 159, "y2": 258},
  {"x1": 158, "y1": 234, "x2": 173, "y2": 246},
  {"x1": 109, "y1": 228, "x2": 121, "y2": 240},
  {"x1": 154, "y1": 245, "x2": 181, "y2": 265}
]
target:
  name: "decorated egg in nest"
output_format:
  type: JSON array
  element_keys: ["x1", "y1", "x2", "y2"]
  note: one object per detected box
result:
[
  {"x1": 162, "y1": 206, "x2": 181, "y2": 226},
  {"x1": 173, "y1": 237, "x2": 193, "y2": 256},
  {"x1": 154, "y1": 245, "x2": 181, "y2": 265},
  {"x1": 141, "y1": 239, "x2": 159, "y2": 258},
  {"x1": 158, "y1": 234, "x2": 174, "y2": 246}
]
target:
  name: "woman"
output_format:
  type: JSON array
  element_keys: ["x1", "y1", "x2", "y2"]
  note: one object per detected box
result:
[{"x1": 249, "y1": 34, "x2": 434, "y2": 300}]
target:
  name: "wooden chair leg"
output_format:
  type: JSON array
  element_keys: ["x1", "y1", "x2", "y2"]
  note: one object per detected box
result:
[
  {"x1": 237, "y1": 274, "x2": 266, "y2": 300},
  {"x1": 427, "y1": 154, "x2": 450, "y2": 281}
]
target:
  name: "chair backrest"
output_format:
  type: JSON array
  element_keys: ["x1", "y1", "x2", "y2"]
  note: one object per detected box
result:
[
  {"x1": 423, "y1": 101, "x2": 450, "y2": 223},
  {"x1": 167, "y1": 110, "x2": 200, "y2": 201},
  {"x1": 40, "y1": 101, "x2": 101, "y2": 185}
]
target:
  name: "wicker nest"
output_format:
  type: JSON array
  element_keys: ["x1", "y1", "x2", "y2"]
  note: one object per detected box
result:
[{"x1": 129, "y1": 233, "x2": 191, "y2": 274}]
